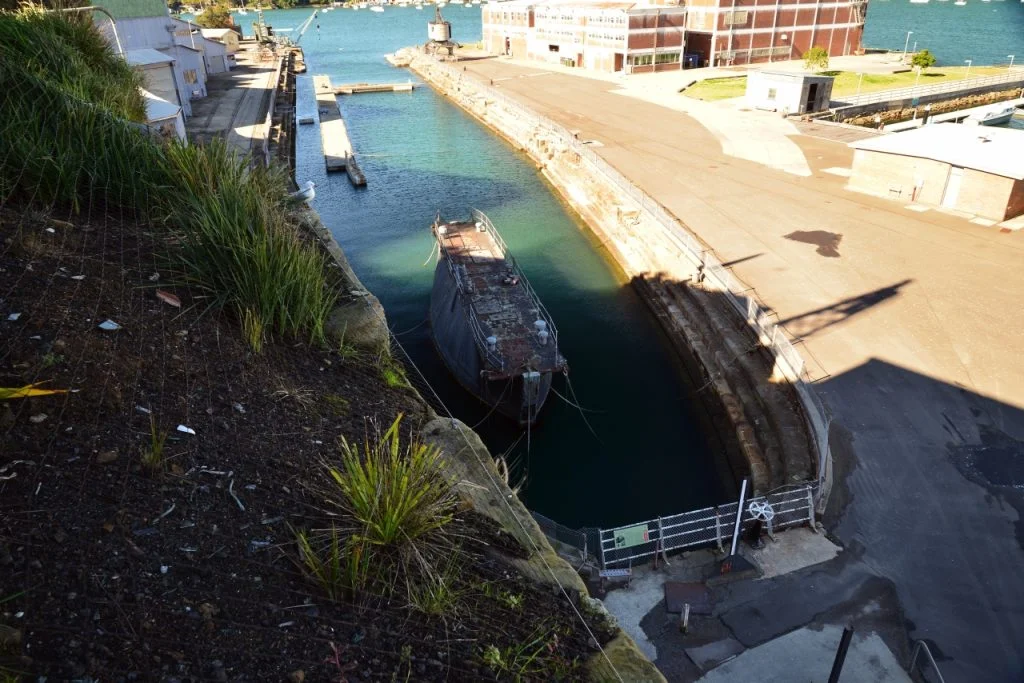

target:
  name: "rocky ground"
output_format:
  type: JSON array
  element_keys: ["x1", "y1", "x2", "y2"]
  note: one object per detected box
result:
[{"x1": 0, "y1": 205, "x2": 611, "y2": 680}]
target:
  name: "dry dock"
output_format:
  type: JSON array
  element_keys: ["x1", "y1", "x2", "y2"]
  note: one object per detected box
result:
[{"x1": 313, "y1": 75, "x2": 366, "y2": 185}]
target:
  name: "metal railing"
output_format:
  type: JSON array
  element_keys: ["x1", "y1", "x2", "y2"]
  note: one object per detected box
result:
[
  {"x1": 598, "y1": 484, "x2": 815, "y2": 568},
  {"x1": 435, "y1": 236, "x2": 506, "y2": 371},
  {"x1": 417, "y1": 53, "x2": 834, "y2": 494},
  {"x1": 831, "y1": 68, "x2": 1024, "y2": 108},
  {"x1": 470, "y1": 208, "x2": 561, "y2": 353},
  {"x1": 530, "y1": 484, "x2": 816, "y2": 569}
]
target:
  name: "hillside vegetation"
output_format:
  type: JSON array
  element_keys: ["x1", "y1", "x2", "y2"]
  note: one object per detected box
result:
[{"x1": 0, "y1": 7, "x2": 614, "y2": 681}]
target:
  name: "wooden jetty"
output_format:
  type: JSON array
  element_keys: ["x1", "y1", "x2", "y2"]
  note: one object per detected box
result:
[
  {"x1": 333, "y1": 81, "x2": 415, "y2": 95},
  {"x1": 313, "y1": 75, "x2": 366, "y2": 186}
]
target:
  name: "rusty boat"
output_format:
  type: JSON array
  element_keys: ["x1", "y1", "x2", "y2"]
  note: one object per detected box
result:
[{"x1": 429, "y1": 210, "x2": 566, "y2": 425}]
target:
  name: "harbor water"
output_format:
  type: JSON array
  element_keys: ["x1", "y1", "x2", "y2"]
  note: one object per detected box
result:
[
  {"x1": 262, "y1": 6, "x2": 728, "y2": 528},
  {"x1": 863, "y1": 0, "x2": 1024, "y2": 67}
]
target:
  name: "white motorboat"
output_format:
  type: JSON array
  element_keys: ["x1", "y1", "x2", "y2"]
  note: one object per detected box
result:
[
  {"x1": 237, "y1": 7, "x2": 248, "y2": 15},
  {"x1": 369, "y1": 5, "x2": 384, "y2": 11},
  {"x1": 966, "y1": 104, "x2": 1018, "y2": 126}
]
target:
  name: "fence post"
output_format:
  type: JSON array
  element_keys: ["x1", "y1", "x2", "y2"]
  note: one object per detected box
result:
[
  {"x1": 715, "y1": 507, "x2": 724, "y2": 553},
  {"x1": 657, "y1": 516, "x2": 670, "y2": 567},
  {"x1": 807, "y1": 486, "x2": 818, "y2": 532},
  {"x1": 597, "y1": 528, "x2": 606, "y2": 569}
]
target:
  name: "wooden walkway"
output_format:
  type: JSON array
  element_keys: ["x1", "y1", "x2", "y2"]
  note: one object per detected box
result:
[{"x1": 313, "y1": 75, "x2": 365, "y2": 185}]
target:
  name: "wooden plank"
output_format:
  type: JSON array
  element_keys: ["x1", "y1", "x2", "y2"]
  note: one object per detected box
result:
[{"x1": 333, "y1": 82, "x2": 416, "y2": 95}]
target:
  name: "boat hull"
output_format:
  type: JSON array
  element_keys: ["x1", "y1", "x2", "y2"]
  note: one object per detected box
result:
[{"x1": 429, "y1": 261, "x2": 553, "y2": 424}]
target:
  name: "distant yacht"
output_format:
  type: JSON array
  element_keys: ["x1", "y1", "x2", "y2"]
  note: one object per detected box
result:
[
  {"x1": 369, "y1": 4, "x2": 384, "y2": 11},
  {"x1": 909, "y1": 0, "x2": 929, "y2": 4}
]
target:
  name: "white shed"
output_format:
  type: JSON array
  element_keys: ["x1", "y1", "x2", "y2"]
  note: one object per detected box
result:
[
  {"x1": 201, "y1": 28, "x2": 240, "y2": 55},
  {"x1": 745, "y1": 71, "x2": 834, "y2": 115},
  {"x1": 198, "y1": 35, "x2": 231, "y2": 74},
  {"x1": 125, "y1": 48, "x2": 184, "y2": 113},
  {"x1": 141, "y1": 88, "x2": 187, "y2": 142}
]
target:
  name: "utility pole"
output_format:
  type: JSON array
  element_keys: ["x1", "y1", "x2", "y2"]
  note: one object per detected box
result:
[{"x1": 902, "y1": 30, "x2": 913, "y2": 64}]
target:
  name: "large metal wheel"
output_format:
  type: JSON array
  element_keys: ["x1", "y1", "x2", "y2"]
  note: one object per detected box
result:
[{"x1": 747, "y1": 500, "x2": 775, "y2": 522}]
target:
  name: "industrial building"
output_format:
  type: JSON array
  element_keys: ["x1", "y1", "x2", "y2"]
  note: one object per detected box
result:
[
  {"x1": 846, "y1": 125, "x2": 1024, "y2": 222},
  {"x1": 481, "y1": 0, "x2": 868, "y2": 72}
]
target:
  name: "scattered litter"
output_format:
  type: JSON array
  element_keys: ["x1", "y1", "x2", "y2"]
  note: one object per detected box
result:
[
  {"x1": 34, "y1": 483, "x2": 41, "y2": 496},
  {"x1": 160, "y1": 565, "x2": 169, "y2": 574},
  {"x1": 70, "y1": 275, "x2": 85, "y2": 281},
  {"x1": 155, "y1": 290, "x2": 181, "y2": 309},
  {"x1": 179, "y1": 546, "x2": 198, "y2": 553},
  {"x1": 29, "y1": 335, "x2": 41, "y2": 340},
  {"x1": 176, "y1": 425, "x2": 196, "y2": 436},
  {"x1": 199, "y1": 468, "x2": 228, "y2": 476},
  {"x1": 29, "y1": 414, "x2": 48, "y2": 424},
  {"x1": 6, "y1": 313, "x2": 21, "y2": 321},
  {"x1": 97, "y1": 320, "x2": 121, "y2": 331},
  {"x1": 312, "y1": 440, "x2": 323, "y2": 445},
  {"x1": 261, "y1": 516, "x2": 284, "y2": 526},
  {"x1": 249, "y1": 539, "x2": 272, "y2": 551},
  {"x1": 154, "y1": 502, "x2": 176, "y2": 524},
  {"x1": 45, "y1": 227, "x2": 56, "y2": 234},
  {"x1": 14, "y1": 612, "x2": 23, "y2": 619},
  {"x1": 133, "y1": 527, "x2": 158, "y2": 537},
  {"x1": 278, "y1": 621, "x2": 295, "y2": 628},
  {"x1": 244, "y1": 484, "x2": 257, "y2": 491},
  {"x1": 232, "y1": 403, "x2": 246, "y2": 414},
  {"x1": 135, "y1": 405, "x2": 152, "y2": 415},
  {"x1": 148, "y1": 272, "x2": 160, "y2": 282},
  {"x1": 228, "y1": 479, "x2": 246, "y2": 511}
]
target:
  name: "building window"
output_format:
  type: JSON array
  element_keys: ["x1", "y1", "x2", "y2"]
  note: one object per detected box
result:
[
  {"x1": 655, "y1": 52, "x2": 679, "y2": 65},
  {"x1": 767, "y1": 88, "x2": 777, "y2": 101},
  {"x1": 628, "y1": 54, "x2": 653, "y2": 66},
  {"x1": 549, "y1": 44, "x2": 560, "y2": 52},
  {"x1": 183, "y1": 69, "x2": 198, "y2": 85}
]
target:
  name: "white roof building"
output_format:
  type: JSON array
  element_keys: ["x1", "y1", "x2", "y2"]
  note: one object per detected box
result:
[{"x1": 847, "y1": 123, "x2": 1024, "y2": 221}]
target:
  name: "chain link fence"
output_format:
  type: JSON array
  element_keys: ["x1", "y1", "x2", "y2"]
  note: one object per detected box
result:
[{"x1": 417, "y1": 53, "x2": 834, "y2": 495}]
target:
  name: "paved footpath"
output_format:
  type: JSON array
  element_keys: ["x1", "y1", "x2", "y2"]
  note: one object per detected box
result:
[{"x1": 453, "y1": 58, "x2": 1024, "y2": 682}]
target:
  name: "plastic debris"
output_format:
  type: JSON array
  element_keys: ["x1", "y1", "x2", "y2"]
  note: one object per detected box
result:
[
  {"x1": 70, "y1": 275, "x2": 85, "y2": 280},
  {"x1": 45, "y1": 227, "x2": 56, "y2": 234},
  {"x1": 160, "y1": 565, "x2": 169, "y2": 574},
  {"x1": 97, "y1": 320, "x2": 121, "y2": 331},
  {"x1": 228, "y1": 479, "x2": 246, "y2": 511},
  {"x1": 148, "y1": 272, "x2": 160, "y2": 282},
  {"x1": 29, "y1": 414, "x2": 48, "y2": 424},
  {"x1": 232, "y1": 403, "x2": 246, "y2": 414},
  {"x1": 6, "y1": 313, "x2": 21, "y2": 321},
  {"x1": 135, "y1": 405, "x2": 152, "y2": 415},
  {"x1": 176, "y1": 425, "x2": 196, "y2": 436}
]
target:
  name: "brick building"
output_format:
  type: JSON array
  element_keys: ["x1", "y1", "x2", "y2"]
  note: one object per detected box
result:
[{"x1": 481, "y1": 0, "x2": 868, "y2": 72}]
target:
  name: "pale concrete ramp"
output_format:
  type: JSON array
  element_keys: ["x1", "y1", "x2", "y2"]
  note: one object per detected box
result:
[
  {"x1": 607, "y1": 84, "x2": 813, "y2": 177},
  {"x1": 697, "y1": 625, "x2": 912, "y2": 683},
  {"x1": 313, "y1": 74, "x2": 353, "y2": 171}
]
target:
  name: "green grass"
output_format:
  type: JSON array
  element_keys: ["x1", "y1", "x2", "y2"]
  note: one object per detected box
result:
[
  {"x1": 480, "y1": 625, "x2": 580, "y2": 681},
  {"x1": 683, "y1": 65, "x2": 1011, "y2": 101},
  {"x1": 300, "y1": 414, "x2": 460, "y2": 600},
  {"x1": 683, "y1": 76, "x2": 748, "y2": 101},
  {"x1": 140, "y1": 415, "x2": 169, "y2": 474},
  {"x1": 377, "y1": 351, "x2": 410, "y2": 389}
]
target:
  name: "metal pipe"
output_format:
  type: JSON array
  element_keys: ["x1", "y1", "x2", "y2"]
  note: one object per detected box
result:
[
  {"x1": 827, "y1": 627, "x2": 855, "y2": 683},
  {"x1": 729, "y1": 478, "x2": 748, "y2": 556},
  {"x1": 52, "y1": 6, "x2": 123, "y2": 55}
]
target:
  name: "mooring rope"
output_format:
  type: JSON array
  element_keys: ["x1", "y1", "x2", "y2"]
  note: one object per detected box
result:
[{"x1": 562, "y1": 373, "x2": 602, "y2": 444}]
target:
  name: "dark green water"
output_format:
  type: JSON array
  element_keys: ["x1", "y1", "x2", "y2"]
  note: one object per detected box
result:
[{"x1": 253, "y1": 6, "x2": 727, "y2": 527}]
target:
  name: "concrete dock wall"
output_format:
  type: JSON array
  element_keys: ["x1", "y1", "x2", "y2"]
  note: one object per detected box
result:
[{"x1": 406, "y1": 50, "x2": 828, "y2": 500}]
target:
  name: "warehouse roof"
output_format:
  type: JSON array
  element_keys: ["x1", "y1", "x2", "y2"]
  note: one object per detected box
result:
[
  {"x1": 850, "y1": 123, "x2": 1024, "y2": 180},
  {"x1": 125, "y1": 48, "x2": 174, "y2": 67}
]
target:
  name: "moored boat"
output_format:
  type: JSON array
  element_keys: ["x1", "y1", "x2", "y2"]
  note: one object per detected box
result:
[
  {"x1": 966, "y1": 103, "x2": 1018, "y2": 126},
  {"x1": 429, "y1": 210, "x2": 567, "y2": 425}
]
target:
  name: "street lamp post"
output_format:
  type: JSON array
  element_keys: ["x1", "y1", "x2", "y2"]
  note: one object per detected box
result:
[
  {"x1": 964, "y1": 59, "x2": 972, "y2": 80},
  {"x1": 1009, "y1": 55, "x2": 1016, "y2": 69},
  {"x1": 856, "y1": 72, "x2": 864, "y2": 97},
  {"x1": 902, "y1": 30, "x2": 913, "y2": 64}
]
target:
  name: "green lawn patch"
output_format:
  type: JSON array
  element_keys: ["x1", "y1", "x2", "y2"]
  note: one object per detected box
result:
[{"x1": 683, "y1": 76, "x2": 748, "y2": 101}]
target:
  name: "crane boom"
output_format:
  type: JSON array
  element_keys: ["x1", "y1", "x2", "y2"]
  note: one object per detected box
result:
[{"x1": 293, "y1": 10, "x2": 318, "y2": 45}]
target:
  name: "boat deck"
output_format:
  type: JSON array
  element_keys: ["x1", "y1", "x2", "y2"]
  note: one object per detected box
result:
[{"x1": 436, "y1": 220, "x2": 562, "y2": 375}]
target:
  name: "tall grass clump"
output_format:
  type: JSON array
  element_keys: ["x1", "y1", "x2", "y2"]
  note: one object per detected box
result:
[
  {"x1": 298, "y1": 415, "x2": 461, "y2": 602},
  {"x1": 162, "y1": 142, "x2": 338, "y2": 348}
]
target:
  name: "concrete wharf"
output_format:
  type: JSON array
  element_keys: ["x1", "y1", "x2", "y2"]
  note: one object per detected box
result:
[
  {"x1": 313, "y1": 75, "x2": 365, "y2": 185},
  {"x1": 334, "y1": 81, "x2": 415, "y2": 95}
]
